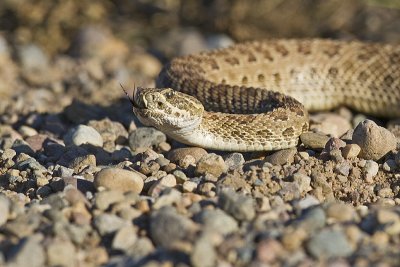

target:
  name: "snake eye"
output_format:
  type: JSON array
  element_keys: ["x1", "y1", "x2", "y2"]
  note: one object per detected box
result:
[{"x1": 166, "y1": 91, "x2": 174, "y2": 98}]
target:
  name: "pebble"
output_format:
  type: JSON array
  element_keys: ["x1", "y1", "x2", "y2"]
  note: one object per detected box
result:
[
  {"x1": 18, "y1": 44, "x2": 49, "y2": 71},
  {"x1": 265, "y1": 148, "x2": 297, "y2": 165},
  {"x1": 64, "y1": 125, "x2": 104, "y2": 147},
  {"x1": 352, "y1": 120, "x2": 397, "y2": 160},
  {"x1": 167, "y1": 147, "x2": 208, "y2": 163},
  {"x1": 326, "y1": 203, "x2": 356, "y2": 222},
  {"x1": 0, "y1": 194, "x2": 10, "y2": 226},
  {"x1": 293, "y1": 173, "x2": 312, "y2": 194},
  {"x1": 363, "y1": 160, "x2": 379, "y2": 182},
  {"x1": 24, "y1": 134, "x2": 48, "y2": 152},
  {"x1": 94, "y1": 213, "x2": 128, "y2": 235},
  {"x1": 307, "y1": 229, "x2": 354, "y2": 259},
  {"x1": 334, "y1": 162, "x2": 352, "y2": 176},
  {"x1": 46, "y1": 238, "x2": 76, "y2": 267},
  {"x1": 88, "y1": 118, "x2": 128, "y2": 150},
  {"x1": 218, "y1": 188, "x2": 255, "y2": 221},
  {"x1": 195, "y1": 209, "x2": 239, "y2": 235},
  {"x1": 183, "y1": 181, "x2": 198, "y2": 192},
  {"x1": 150, "y1": 207, "x2": 196, "y2": 248},
  {"x1": 341, "y1": 144, "x2": 361, "y2": 159},
  {"x1": 6, "y1": 234, "x2": 45, "y2": 267},
  {"x1": 95, "y1": 190, "x2": 125, "y2": 210},
  {"x1": 195, "y1": 153, "x2": 227, "y2": 177},
  {"x1": 94, "y1": 168, "x2": 144, "y2": 193},
  {"x1": 279, "y1": 182, "x2": 301, "y2": 201},
  {"x1": 128, "y1": 127, "x2": 166, "y2": 150},
  {"x1": 310, "y1": 113, "x2": 352, "y2": 137},
  {"x1": 300, "y1": 132, "x2": 330, "y2": 150},
  {"x1": 191, "y1": 235, "x2": 216, "y2": 267},
  {"x1": 224, "y1": 152, "x2": 245, "y2": 170},
  {"x1": 297, "y1": 207, "x2": 326, "y2": 233},
  {"x1": 148, "y1": 174, "x2": 177, "y2": 196},
  {"x1": 383, "y1": 159, "x2": 397, "y2": 172},
  {"x1": 112, "y1": 225, "x2": 138, "y2": 252}
]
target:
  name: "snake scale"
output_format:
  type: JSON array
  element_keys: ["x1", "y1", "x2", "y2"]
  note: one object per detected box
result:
[{"x1": 131, "y1": 39, "x2": 400, "y2": 151}]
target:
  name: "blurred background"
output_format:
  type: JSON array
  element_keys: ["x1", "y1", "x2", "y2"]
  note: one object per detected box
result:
[{"x1": 0, "y1": 0, "x2": 399, "y2": 117}]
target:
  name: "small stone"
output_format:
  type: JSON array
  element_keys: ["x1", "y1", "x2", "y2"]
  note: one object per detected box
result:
[
  {"x1": 150, "y1": 207, "x2": 196, "y2": 248},
  {"x1": 46, "y1": 238, "x2": 76, "y2": 267},
  {"x1": 183, "y1": 181, "x2": 198, "y2": 192},
  {"x1": 256, "y1": 239, "x2": 284, "y2": 263},
  {"x1": 377, "y1": 209, "x2": 399, "y2": 224},
  {"x1": 6, "y1": 234, "x2": 45, "y2": 267},
  {"x1": 334, "y1": 162, "x2": 352, "y2": 176},
  {"x1": 195, "y1": 153, "x2": 227, "y2": 177},
  {"x1": 310, "y1": 113, "x2": 352, "y2": 137},
  {"x1": 297, "y1": 207, "x2": 326, "y2": 233},
  {"x1": 224, "y1": 152, "x2": 245, "y2": 170},
  {"x1": 363, "y1": 160, "x2": 379, "y2": 181},
  {"x1": 326, "y1": 203, "x2": 356, "y2": 222},
  {"x1": 197, "y1": 182, "x2": 216, "y2": 197},
  {"x1": 112, "y1": 226, "x2": 138, "y2": 252},
  {"x1": 191, "y1": 235, "x2": 216, "y2": 267},
  {"x1": 178, "y1": 155, "x2": 196, "y2": 168},
  {"x1": 279, "y1": 182, "x2": 301, "y2": 201},
  {"x1": 295, "y1": 195, "x2": 320, "y2": 210},
  {"x1": 88, "y1": 118, "x2": 128, "y2": 151},
  {"x1": 148, "y1": 174, "x2": 177, "y2": 196},
  {"x1": 378, "y1": 188, "x2": 394, "y2": 198},
  {"x1": 67, "y1": 153, "x2": 96, "y2": 173},
  {"x1": 265, "y1": 148, "x2": 297, "y2": 165},
  {"x1": 307, "y1": 229, "x2": 353, "y2": 259},
  {"x1": 94, "y1": 214, "x2": 128, "y2": 235},
  {"x1": 25, "y1": 134, "x2": 47, "y2": 152},
  {"x1": 300, "y1": 132, "x2": 330, "y2": 150},
  {"x1": 218, "y1": 188, "x2": 255, "y2": 221},
  {"x1": 383, "y1": 159, "x2": 397, "y2": 172},
  {"x1": 94, "y1": 168, "x2": 145, "y2": 193},
  {"x1": 128, "y1": 127, "x2": 166, "y2": 150},
  {"x1": 64, "y1": 125, "x2": 103, "y2": 147},
  {"x1": 167, "y1": 147, "x2": 208, "y2": 163},
  {"x1": 95, "y1": 190, "x2": 125, "y2": 210},
  {"x1": 298, "y1": 151, "x2": 310, "y2": 160},
  {"x1": 152, "y1": 188, "x2": 182, "y2": 210},
  {"x1": 173, "y1": 170, "x2": 188, "y2": 183},
  {"x1": 352, "y1": 119, "x2": 397, "y2": 160},
  {"x1": 195, "y1": 209, "x2": 238, "y2": 235},
  {"x1": 293, "y1": 173, "x2": 312, "y2": 194},
  {"x1": 0, "y1": 194, "x2": 10, "y2": 226},
  {"x1": 341, "y1": 144, "x2": 361, "y2": 159}
]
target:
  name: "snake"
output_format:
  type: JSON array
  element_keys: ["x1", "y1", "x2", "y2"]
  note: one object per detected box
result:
[{"x1": 130, "y1": 39, "x2": 400, "y2": 152}]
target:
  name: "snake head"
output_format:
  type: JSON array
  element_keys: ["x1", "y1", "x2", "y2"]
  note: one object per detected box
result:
[{"x1": 132, "y1": 87, "x2": 204, "y2": 133}]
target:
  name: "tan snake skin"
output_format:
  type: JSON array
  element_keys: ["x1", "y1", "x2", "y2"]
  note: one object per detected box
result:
[{"x1": 132, "y1": 39, "x2": 400, "y2": 151}]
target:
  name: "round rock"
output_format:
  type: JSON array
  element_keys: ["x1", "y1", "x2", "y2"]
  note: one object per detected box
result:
[
  {"x1": 64, "y1": 125, "x2": 103, "y2": 147},
  {"x1": 265, "y1": 148, "x2": 297, "y2": 165},
  {"x1": 352, "y1": 119, "x2": 397, "y2": 160},
  {"x1": 167, "y1": 147, "x2": 208, "y2": 164},
  {"x1": 128, "y1": 127, "x2": 166, "y2": 150},
  {"x1": 195, "y1": 153, "x2": 227, "y2": 177},
  {"x1": 300, "y1": 132, "x2": 330, "y2": 150},
  {"x1": 94, "y1": 168, "x2": 144, "y2": 193},
  {"x1": 307, "y1": 229, "x2": 353, "y2": 259}
]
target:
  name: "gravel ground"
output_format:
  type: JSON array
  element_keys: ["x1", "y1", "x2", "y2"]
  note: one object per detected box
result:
[{"x1": 1, "y1": 1, "x2": 400, "y2": 267}]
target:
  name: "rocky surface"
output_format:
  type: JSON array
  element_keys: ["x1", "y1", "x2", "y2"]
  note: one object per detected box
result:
[{"x1": 0, "y1": 1, "x2": 400, "y2": 266}]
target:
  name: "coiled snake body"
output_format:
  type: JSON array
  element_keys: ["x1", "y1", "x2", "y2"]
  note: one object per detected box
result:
[{"x1": 132, "y1": 39, "x2": 400, "y2": 151}]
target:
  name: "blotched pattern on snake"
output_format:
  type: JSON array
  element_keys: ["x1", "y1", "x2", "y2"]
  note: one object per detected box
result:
[{"x1": 131, "y1": 39, "x2": 400, "y2": 151}]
